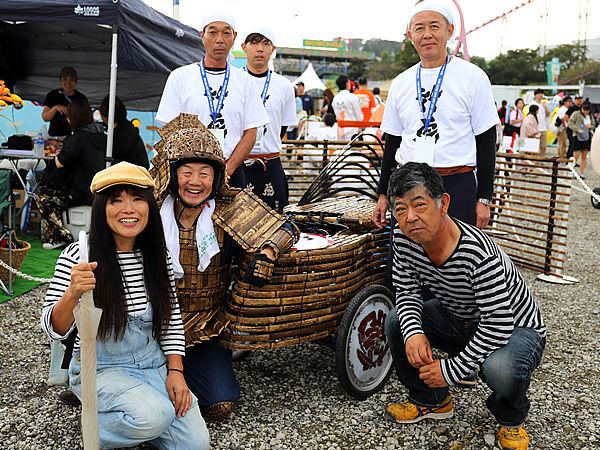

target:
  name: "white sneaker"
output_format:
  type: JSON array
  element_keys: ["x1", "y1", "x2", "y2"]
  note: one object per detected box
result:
[{"x1": 43, "y1": 242, "x2": 65, "y2": 250}]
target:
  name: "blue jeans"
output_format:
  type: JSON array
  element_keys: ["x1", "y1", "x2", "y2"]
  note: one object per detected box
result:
[
  {"x1": 385, "y1": 300, "x2": 545, "y2": 427},
  {"x1": 183, "y1": 339, "x2": 240, "y2": 407},
  {"x1": 70, "y1": 304, "x2": 209, "y2": 449}
]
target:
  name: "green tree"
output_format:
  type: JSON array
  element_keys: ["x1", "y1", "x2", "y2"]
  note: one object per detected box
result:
[
  {"x1": 559, "y1": 60, "x2": 600, "y2": 85},
  {"x1": 362, "y1": 39, "x2": 405, "y2": 57},
  {"x1": 542, "y1": 44, "x2": 587, "y2": 70},
  {"x1": 394, "y1": 40, "x2": 421, "y2": 72},
  {"x1": 364, "y1": 50, "x2": 399, "y2": 80},
  {"x1": 469, "y1": 55, "x2": 488, "y2": 72},
  {"x1": 347, "y1": 38, "x2": 363, "y2": 52},
  {"x1": 347, "y1": 59, "x2": 367, "y2": 81},
  {"x1": 486, "y1": 49, "x2": 545, "y2": 85}
]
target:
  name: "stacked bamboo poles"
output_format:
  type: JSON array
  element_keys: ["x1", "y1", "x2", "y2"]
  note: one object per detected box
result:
[
  {"x1": 487, "y1": 153, "x2": 572, "y2": 278},
  {"x1": 282, "y1": 138, "x2": 384, "y2": 204}
]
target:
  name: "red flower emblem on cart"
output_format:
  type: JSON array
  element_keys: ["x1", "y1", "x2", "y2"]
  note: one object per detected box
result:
[{"x1": 356, "y1": 309, "x2": 389, "y2": 370}]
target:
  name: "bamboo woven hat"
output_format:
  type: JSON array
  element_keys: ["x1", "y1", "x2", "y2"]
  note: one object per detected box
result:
[
  {"x1": 149, "y1": 113, "x2": 226, "y2": 202},
  {"x1": 91, "y1": 161, "x2": 155, "y2": 194}
]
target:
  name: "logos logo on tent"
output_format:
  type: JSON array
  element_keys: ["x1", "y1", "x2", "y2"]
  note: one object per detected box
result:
[{"x1": 74, "y1": 4, "x2": 100, "y2": 16}]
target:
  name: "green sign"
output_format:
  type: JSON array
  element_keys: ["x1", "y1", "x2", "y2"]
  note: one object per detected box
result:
[{"x1": 303, "y1": 39, "x2": 346, "y2": 50}]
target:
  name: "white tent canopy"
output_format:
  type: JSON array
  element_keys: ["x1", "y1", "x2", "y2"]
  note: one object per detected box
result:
[{"x1": 292, "y1": 63, "x2": 327, "y2": 92}]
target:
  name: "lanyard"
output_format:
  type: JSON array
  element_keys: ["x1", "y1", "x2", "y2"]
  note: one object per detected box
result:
[
  {"x1": 199, "y1": 60, "x2": 230, "y2": 123},
  {"x1": 416, "y1": 55, "x2": 449, "y2": 133},
  {"x1": 244, "y1": 67, "x2": 271, "y2": 104},
  {"x1": 59, "y1": 90, "x2": 73, "y2": 102}
]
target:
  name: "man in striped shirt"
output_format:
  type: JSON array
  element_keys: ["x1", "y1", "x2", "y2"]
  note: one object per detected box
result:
[{"x1": 384, "y1": 162, "x2": 546, "y2": 450}]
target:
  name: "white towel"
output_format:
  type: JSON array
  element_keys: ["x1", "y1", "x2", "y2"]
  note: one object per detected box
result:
[{"x1": 160, "y1": 195, "x2": 220, "y2": 278}]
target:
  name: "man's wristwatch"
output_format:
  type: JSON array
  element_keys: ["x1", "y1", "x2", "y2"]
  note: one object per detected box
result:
[{"x1": 477, "y1": 198, "x2": 492, "y2": 207}]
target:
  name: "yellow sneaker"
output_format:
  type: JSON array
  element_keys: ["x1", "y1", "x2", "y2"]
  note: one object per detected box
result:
[
  {"x1": 201, "y1": 401, "x2": 234, "y2": 421},
  {"x1": 385, "y1": 395, "x2": 453, "y2": 424},
  {"x1": 498, "y1": 426, "x2": 530, "y2": 450}
]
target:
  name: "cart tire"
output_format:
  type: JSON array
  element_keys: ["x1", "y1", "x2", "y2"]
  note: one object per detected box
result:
[
  {"x1": 232, "y1": 349, "x2": 249, "y2": 361},
  {"x1": 335, "y1": 284, "x2": 394, "y2": 400},
  {"x1": 591, "y1": 188, "x2": 600, "y2": 209}
]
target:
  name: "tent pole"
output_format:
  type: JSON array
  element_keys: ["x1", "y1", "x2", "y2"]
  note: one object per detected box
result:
[{"x1": 106, "y1": 26, "x2": 118, "y2": 168}]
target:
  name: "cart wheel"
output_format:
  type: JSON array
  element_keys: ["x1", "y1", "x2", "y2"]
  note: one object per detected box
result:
[
  {"x1": 591, "y1": 188, "x2": 600, "y2": 209},
  {"x1": 232, "y1": 349, "x2": 248, "y2": 361},
  {"x1": 335, "y1": 285, "x2": 394, "y2": 400}
]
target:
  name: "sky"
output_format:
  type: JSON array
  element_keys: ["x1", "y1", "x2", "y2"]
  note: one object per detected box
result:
[{"x1": 144, "y1": 0, "x2": 599, "y2": 61}]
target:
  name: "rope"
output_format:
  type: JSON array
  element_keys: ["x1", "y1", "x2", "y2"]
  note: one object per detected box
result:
[
  {"x1": 0, "y1": 257, "x2": 52, "y2": 283},
  {"x1": 449, "y1": 416, "x2": 494, "y2": 449},
  {"x1": 567, "y1": 163, "x2": 600, "y2": 202}
]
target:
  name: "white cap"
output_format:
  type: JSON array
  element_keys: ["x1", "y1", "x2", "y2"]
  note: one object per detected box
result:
[
  {"x1": 200, "y1": 10, "x2": 235, "y2": 32},
  {"x1": 407, "y1": 0, "x2": 457, "y2": 45},
  {"x1": 245, "y1": 26, "x2": 275, "y2": 47}
]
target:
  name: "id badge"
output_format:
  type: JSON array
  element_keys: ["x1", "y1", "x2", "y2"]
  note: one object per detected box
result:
[
  {"x1": 254, "y1": 126, "x2": 265, "y2": 149},
  {"x1": 413, "y1": 136, "x2": 435, "y2": 166},
  {"x1": 208, "y1": 128, "x2": 225, "y2": 150}
]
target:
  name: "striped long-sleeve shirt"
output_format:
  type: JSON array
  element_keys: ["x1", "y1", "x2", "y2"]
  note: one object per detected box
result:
[
  {"x1": 41, "y1": 242, "x2": 185, "y2": 356},
  {"x1": 391, "y1": 219, "x2": 546, "y2": 385}
]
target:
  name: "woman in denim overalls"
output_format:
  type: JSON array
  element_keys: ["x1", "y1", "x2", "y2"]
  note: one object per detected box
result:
[{"x1": 42, "y1": 162, "x2": 209, "y2": 449}]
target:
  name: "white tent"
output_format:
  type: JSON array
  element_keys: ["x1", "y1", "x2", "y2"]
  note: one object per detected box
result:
[{"x1": 292, "y1": 63, "x2": 327, "y2": 92}]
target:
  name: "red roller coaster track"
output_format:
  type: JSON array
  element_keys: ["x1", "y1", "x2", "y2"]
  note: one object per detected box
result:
[{"x1": 451, "y1": 0, "x2": 539, "y2": 61}]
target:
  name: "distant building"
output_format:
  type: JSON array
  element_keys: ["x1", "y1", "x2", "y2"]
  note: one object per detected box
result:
[
  {"x1": 586, "y1": 37, "x2": 600, "y2": 61},
  {"x1": 231, "y1": 42, "x2": 375, "y2": 84},
  {"x1": 274, "y1": 47, "x2": 374, "y2": 82}
]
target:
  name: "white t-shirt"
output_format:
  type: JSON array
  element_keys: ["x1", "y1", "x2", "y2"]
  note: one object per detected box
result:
[
  {"x1": 333, "y1": 90, "x2": 363, "y2": 140},
  {"x1": 304, "y1": 126, "x2": 340, "y2": 170},
  {"x1": 247, "y1": 70, "x2": 297, "y2": 156},
  {"x1": 530, "y1": 100, "x2": 548, "y2": 132},
  {"x1": 381, "y1": 57, "x2": 499, "y2": 167},
  {"x1": 156, "y1": 62, "x2": 269, "y2": 159},
  {"x1": 557, "y1": 105, "x2": 568, "y2": 120},
  {"x1": 332, "y1": 90, "x2": 363, "y2": 121},
  {"x1": 308, "y1": 126, "x2": 338, "y2": 142}
]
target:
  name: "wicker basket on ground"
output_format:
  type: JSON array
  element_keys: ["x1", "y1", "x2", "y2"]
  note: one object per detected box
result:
[{"x1": 0, "y1": 232, "x2": 31, "y2": 284}]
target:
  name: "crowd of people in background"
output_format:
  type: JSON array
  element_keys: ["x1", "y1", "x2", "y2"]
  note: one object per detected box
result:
[
  {"x1": 499, "y1": 89, "x2": 597, "y2": 178},
  {"x1": 35, "y1": 66, "x2": 153, "y2": 251}
]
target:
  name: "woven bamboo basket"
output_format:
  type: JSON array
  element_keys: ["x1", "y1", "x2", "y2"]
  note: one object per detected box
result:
[
  {"x1": 0, "y1": 233, "x2": 31, "y2": 284},
  {"x1": 219, "y1": 229, "x2": 389, "y2": 350}
]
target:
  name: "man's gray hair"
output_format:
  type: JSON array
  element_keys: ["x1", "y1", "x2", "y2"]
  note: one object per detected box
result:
[{"x1": 387, "y1": 162, "x2": 446, "y2": 211}]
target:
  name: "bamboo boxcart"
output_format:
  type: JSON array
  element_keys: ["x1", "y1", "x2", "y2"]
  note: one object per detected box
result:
[{"x1": 219, "y1": 138, "x2": 397, "y2": 400}]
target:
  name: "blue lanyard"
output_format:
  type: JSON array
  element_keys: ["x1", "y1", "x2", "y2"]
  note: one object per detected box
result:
[
  {"x1": 199, "y1": 60, "x2": 230, "y2": 123},
  {"x1": 244, "y1": 67, "x2": 271, "y2": 104},
  {"x1": 59, "y1": 90, "x2": 73, "y2": 102},
  {"x1": 416, "y1": 56, "x2": 450, "y2": 133}
]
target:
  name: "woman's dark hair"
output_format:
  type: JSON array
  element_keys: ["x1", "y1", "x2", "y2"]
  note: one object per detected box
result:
[
  {"x1": 100, "y1": 96, "x2": 127, "y2": 122},
  {"x1": 67, "y1": 98, "x2": 93, "y2": 132},
  {"x1": 515, "y1": 98, "x2": 524, "y2": 107},
  {"x1": 89, "y1": 184, "x2": 173, "y2": 342},
  {"x1": 322, "y1": 88, "x2": 334, "y2": 105},
  {"x1": 581, "y1": 102, "x2": 592, "y2": 112},
  {"x1": 528, "y1": 104, "x2": 539, "y2": 123}
]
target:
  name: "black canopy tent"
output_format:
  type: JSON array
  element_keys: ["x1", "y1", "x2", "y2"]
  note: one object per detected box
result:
[{"x1": 0, "y1": 0, "x2": 205, "y2": 161}]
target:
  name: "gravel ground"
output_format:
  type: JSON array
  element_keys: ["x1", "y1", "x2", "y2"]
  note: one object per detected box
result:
[{"x1": 1, "y1": 161, "x2": 599, "y2": 449}]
